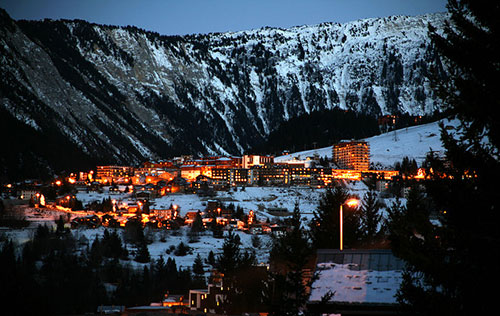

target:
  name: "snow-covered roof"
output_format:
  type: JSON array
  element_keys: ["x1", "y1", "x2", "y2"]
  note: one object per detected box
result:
[{"x1": 309, "y1": 249, "x2": 404, "y2": 305}]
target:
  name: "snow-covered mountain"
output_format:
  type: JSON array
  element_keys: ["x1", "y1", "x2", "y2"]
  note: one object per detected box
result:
[{"x1": 0, "y1": 8, "x2": 448, "y2": 177}]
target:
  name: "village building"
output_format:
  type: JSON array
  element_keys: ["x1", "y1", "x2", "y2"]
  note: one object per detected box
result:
[
  {"x1": 96, "y1": 165, "x2": 134, "y2": 183},
  {"x1": 333, "y1": 140, "x2": 370, "y2": 171},
  {"x1": 242, "y1": 154, "x2": 274, "y2": 169}
]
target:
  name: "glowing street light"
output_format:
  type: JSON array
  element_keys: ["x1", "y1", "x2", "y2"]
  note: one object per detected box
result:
[{"x1": 340, "y1": 198, "x2": 359, "y2": 251}]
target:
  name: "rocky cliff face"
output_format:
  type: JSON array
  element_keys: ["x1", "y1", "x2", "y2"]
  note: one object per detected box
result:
[{"x1": 0, "y1": 9, "x2": 447, "y2": 177}]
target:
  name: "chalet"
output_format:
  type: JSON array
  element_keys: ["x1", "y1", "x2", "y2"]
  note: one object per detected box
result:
[
  {"x1": 215, "y1": 217, "x2": 229, "y2": 227},
  {"x1": 378, "y1": 114, "x2": 397, "y2": 127},
  {"x1": 261, "y1": 224, "x2": 272, "y2": 234},
  {"x1": 189, "y1": 289, "x2": 210, "y2": 313},
  {"x1": 71, "y1": 215, "x2": 100, "y2": 228},
  {"x1": 158, "y1": 219, "x2": 180, "y2": 230},
  {"x1": 135, "y1": 191, "x2": 153, "y2": 201},
  {"x1": 126, "y1": 203, "x2": 139, "y2": 214},
  {"x1": 151, "y1": 208, "x2": 175, "y2": 220},
  {"x1": 19, "y1": 189, "x2": 38, "y2": 200},
  {"x1": 167, "y1": 176, "x2": 188, "y2": 193},
  {"x1": 184, "y1": 211, "x2": 201, "y2": 225},
  {"x1": 205, "y1": 199, "x2": 226, "y2": 217},
  {"x1": 249, "y1": 224, "x2": 264, "y2": 235},
  {"x1": 156, "y1": 180, "x2": 167, "y2": 188},
  {"x1": 192, "y1": 174, "x2": 216, "y2": 193},
  {"x1": 220, "y1": 208, "x2": 232, "y2": 218},
  {"x1": 270, "y1": 224, "x2": 287, "y2": 236},
  {"x1": 101, "y1": 214, "x2": 119, "y2": 228},
  {"x1": 155, "y1": 180, "x2": 170, "y2": 196},
  {"x1": 202, "y1": 217, "x2": 214, "y2": 227},
  {"x1": 161, "y1": 293, "x2": 187, "y2": 310},
  {"x1": 108, "y1": 185, "x2": 120, "y2": 193}
]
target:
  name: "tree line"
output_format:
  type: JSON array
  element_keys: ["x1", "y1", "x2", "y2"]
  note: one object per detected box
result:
[{"x1": 0, "y1": 225, "x2": 196, "y2": 315}]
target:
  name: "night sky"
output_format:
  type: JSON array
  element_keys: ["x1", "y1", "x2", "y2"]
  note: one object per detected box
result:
[{"x1": 2, "y1": 0, "x2": 447, "y2": 36}]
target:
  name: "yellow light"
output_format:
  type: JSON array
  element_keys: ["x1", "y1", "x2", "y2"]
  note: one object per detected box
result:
[{"x1": 345, "y1": 198, "x2": 359, "y2": 207}]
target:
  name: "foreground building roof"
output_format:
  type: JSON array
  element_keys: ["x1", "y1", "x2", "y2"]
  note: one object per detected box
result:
[{"x1": 308, "y1": 249, "x2": 405, "y2": 315}]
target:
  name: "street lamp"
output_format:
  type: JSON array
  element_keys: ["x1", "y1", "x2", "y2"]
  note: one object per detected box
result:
[{"x1": 340, "y1": 198, "x2": 359, "y2": 251}]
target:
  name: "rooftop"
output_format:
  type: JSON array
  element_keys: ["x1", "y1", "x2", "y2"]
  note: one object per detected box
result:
[
  {"x1": 316, "y1": 249, "x2": 405, "y2": 271},
  {"x1": 309, "y1": 249, "x2": 405, "y2": 306}
]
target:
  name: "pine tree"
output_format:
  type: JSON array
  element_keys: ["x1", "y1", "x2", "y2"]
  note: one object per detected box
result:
[
  {"x1": 102, "y1": 229, "x2": 128, "y2": 259},
  {"x1": 173, "y1": 241, "x2": 190, "y2": 256},
  {"x1": 251, "y1": 234, "x2": 262, "y2": 249},
  {"x1": 206, "y1": 250, "x2": 216, "y2": 266},
  {"x1": 309, "y1": 184, "x2": 361, "y2": 249},
  {"x1": 191, "y1": 210, "x2": 204, "y2": 233},
  {"x1": 390, "y1": 1, "x2": 500, "y2": 314},
  {"x1": 192, "y1": 254, "x2": 206, "y2": 288},
  {"x1": 89, "y1": 236, "x2": 103, "y2": 267},
  {"x1": 165, "y1": 257, "x2": 179, "y2": 289},
  {"x1": 134, "y1": 239, "x2": 150, "y2": 263},
  {"x1": 359, "y1": 188, "x2": 383, "y2": 245},
  {"x1": 269, "y1": 202, "x2": 313, "y2": 316},
  {"x1": 215, "y1": 230, "x2": 258, "y2": 313},
  {"x1": 216, "y1": 230, "x2": 243, "y2": 275},
  {"x1": 55, "y1": 215, "x2": 66, "y2": 235}
]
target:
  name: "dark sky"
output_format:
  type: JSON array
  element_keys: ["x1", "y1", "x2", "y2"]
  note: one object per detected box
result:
[{"x1": 2, "y1": 0, "x2": 447, "y2": 36}]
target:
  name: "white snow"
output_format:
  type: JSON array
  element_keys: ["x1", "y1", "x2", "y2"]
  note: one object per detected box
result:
[
  {"x1": 276, "y1": 118, "x2": 459, "y2": 168},
  {"x1": 309, "y1": 263, "x2": 403, "y2": 304}
]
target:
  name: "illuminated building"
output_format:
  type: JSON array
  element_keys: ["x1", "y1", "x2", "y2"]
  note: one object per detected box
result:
[
  {"x1": 96, "y1": 165, "x2": 134, "y2": 183},
  {"x1": 333, "y1": 140, "x2": 370, "y2": 171},
  {"x1": 242, "y1": 154, "x2": 274, "y2": 169},
  {"x1": 180, "y1": 165, "x2": 212, "y2": 181}
]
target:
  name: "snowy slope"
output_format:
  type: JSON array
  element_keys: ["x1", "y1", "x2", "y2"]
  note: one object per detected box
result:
[{"x1": 276, "y1": 119, "x2": 458, "y2": 168}]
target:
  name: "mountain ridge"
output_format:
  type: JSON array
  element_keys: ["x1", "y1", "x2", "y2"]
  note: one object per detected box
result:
[{"x1": 0, "y1": 8, "x2": 448, "y2": 180}]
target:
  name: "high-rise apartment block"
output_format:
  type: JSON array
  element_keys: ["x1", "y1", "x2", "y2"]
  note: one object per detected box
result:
[{"x1": 332, "y1": 140, "x2": 370, "y2": 171}]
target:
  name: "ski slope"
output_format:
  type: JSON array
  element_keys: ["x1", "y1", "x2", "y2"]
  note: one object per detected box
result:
[{"x1": 275, "y1": 118, "x2": 458, "y2": 168}]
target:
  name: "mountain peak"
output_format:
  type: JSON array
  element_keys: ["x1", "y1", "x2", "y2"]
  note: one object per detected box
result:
[{"x1": 0, "y1": 12, "x2": 448, "y2": 179}]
